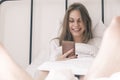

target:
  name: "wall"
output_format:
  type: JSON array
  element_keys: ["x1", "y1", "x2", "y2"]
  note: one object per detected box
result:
[
  {"x1": 104, "y1": 0, "x2": 120, "y2": 26},
  {"x1": 0, "y1": 5, "x2": 4, "y2": 42}
]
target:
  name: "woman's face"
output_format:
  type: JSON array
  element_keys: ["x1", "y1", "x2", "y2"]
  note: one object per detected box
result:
[{"x1": 69, "y1": 10, "x2": 85, "y2": 38}]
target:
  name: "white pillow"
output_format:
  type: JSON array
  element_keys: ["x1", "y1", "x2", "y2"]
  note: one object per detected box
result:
[
  {"x1": 92, "y1": 20, "x2": 107, "y2": 38},
  {"x1": 88, "y1": 20, "x2": 107, "y2": 48}
]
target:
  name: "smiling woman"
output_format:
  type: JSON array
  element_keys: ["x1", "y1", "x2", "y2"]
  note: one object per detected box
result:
[
  {"x1": 68, "y1": 6, "x2": 92, "y2": 43},
  {"x1": 69, "y1": 10, "x2": 85, "y2": 42},
  {"x1": 58, "y1": 3, "x2": 93, "y2": 45}
]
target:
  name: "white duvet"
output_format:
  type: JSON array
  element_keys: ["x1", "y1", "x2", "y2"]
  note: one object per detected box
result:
[
  {"x1": 38, "y1": 57, "x2": 94, "y2": 80},
  {"x1": 37, "y1": 57, "x2": 120, "y2": 80},
  {"x1": 45, "y1": 69, "x2": 78, "y2": 80},
  {"x1": 38, "y1": 57, "x2": 94, "y2": 76}
]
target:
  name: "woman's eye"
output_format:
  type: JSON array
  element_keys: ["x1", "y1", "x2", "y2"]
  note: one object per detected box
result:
[
  {"x1": 69, "y1": 20, "x2": 74, "y2": 23},
  {"x1": 78, "y1": 20, "x2": 81, "y2": 23}
]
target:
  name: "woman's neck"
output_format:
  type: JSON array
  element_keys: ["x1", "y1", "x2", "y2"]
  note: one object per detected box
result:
[{"x1": 73, "y1": 37, "x2": 83, "y2": 43}]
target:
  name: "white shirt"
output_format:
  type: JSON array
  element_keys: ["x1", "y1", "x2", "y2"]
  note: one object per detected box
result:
[{"x1": 49, "y1": 38, "x2": 100, "y2": 61}]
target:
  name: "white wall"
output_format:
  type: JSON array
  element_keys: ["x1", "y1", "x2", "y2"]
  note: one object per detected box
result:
[
  {"x1": 0, "y1": 5, "x2": 4, "y2": 42},
  {"x1": 104, "y1": 0, "x2": 120, "y2": 26},
  {"x1": 0, "y1": 0, "x2": 30, "y2": 68}
]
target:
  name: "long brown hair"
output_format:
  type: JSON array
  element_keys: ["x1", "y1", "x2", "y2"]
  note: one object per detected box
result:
[{"x1": 58, "y1": 3, "x2": 93, "y2": 46}]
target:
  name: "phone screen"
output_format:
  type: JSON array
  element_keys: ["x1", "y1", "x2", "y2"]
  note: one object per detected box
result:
[{"x1": 62, "y1": 41, "x2": 75, "y2": 57}]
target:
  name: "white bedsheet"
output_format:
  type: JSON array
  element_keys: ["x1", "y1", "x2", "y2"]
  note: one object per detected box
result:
[
  {"x1": 38, "y1": 62, "x2": 120, "y2": 80},
  {"x1": 38, "y1": 57, "x2": 94, "y2": 75},
  {"x1": 45, "y1": 69, "x2": 78, "y2": 80}
]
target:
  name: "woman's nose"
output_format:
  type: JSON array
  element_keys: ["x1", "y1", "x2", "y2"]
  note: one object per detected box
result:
[{"x1": 74, "y1": 21, "x2": 79, "y2": 27}]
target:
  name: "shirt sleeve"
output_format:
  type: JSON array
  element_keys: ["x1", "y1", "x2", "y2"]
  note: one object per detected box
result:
[
  {"x1": 49, "y1": 39, "x2": 62, "y2": 61},
  {"x1": 75, "y1": 38, "x2": 100, "y2": 57}
]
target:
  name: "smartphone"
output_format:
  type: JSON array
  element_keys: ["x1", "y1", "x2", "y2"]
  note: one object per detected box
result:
[{"x1": 62, "y1": 41, "x2": 75, "y2": 57}]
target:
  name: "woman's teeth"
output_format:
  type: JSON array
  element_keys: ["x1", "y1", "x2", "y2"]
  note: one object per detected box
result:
[{"x1": 73, "y1": 28, "x2": 80, "y2": 32}]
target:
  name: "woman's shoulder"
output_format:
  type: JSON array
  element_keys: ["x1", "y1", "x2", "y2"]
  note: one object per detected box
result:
[{"x1": 50, "y1": 38, "x2": 60, "y2": 47}]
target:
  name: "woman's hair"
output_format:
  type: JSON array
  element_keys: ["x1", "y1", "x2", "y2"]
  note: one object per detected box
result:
[{"x1": 58, "y1": 3, "x2": 93, "y2": 46}]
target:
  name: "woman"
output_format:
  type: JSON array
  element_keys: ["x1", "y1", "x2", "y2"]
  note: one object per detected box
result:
[
  {"x1": 36, "y1": 3, "x2": 99, "y2": 80},
  {"x1": 49, "y1": 2, "x2": 95, "y2": 61}
]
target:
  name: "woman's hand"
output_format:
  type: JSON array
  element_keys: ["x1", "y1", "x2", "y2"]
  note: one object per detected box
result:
[{"x1": 56, "y1": 48, "x2": 78, "y2": 61}]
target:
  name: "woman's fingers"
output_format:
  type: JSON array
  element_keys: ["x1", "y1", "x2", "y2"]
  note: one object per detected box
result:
[
  {"x1": 63, "y1": 48, "x2": 74, "y2": 58},
  {"x1": 68, "y1": 54, "x2": 78, "y2": 59},
  {"x1": 56, "y1": 48, "x2": 77, "y2": 61}
]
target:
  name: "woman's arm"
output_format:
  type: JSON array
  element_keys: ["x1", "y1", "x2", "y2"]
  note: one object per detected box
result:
[
  {"x1": 49, "y1": 39, "x2": 77, "y2": 61},
  {"x1": 49, "y1": 39, "x2": 61, "y2": 61}
]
